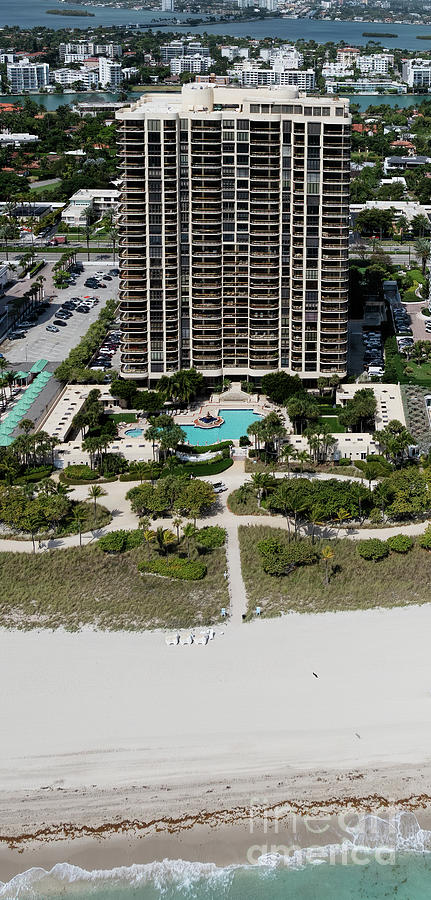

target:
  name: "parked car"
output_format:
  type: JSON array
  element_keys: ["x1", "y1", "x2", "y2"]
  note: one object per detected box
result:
[
  {"x1": 53, "y1": 320, "x2": 67, "y2": 327},
  {"x1": 213, "y1": 482, "x2": 227, "y2": 493}
]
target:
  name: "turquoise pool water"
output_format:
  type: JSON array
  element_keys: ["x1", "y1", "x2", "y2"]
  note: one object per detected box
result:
[
  {"x1": 124, "y1": 428, "x2": 144, "y2": 438},
  {"x1": 181, "y1": 408, "x2": 262, "y2": 444}
]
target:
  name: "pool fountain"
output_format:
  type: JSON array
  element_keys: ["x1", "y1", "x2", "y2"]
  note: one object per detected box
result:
[{"x1": 193, "y1": 410, "x2": 224, "y2": 429}]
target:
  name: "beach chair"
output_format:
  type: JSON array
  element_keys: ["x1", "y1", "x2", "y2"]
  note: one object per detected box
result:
[
  {"x1": 165, "y1": 634, "x2": 179, "y2": 646},
  {"x1": 196, "y1": 633, "x2": 209, "y2": 645},
  {"x1": 180, "y1": 633, "x2": 194, "y2": 645}
]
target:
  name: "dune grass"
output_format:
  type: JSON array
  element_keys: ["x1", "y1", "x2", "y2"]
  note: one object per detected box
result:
[
  {"x1": 239, "y1": 525, "x2": 431, "y2": 618},
  {"x1": 0, "y1": 544, "x2": 229, "y2": 631}
]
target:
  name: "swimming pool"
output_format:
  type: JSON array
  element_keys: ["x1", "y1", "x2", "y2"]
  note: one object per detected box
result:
[
  {"x1": 124, "y1": 427, "x2": 144, "y2": 438},
  {"x1": 181, "y1": 409, "x2": 262, "y2": 444}
]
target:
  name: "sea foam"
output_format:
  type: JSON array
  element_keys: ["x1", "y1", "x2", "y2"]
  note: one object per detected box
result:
[{"x1": 1, "y1": 813, "x2": 431, "y2": 898}]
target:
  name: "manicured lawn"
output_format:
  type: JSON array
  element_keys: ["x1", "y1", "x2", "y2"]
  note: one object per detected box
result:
[
  {"x1": 0, "y1": 543, "x2": 228, "y2": 631},
  {"x1": 319, "y1": 415, "x2": 344, "y2": 433},
  {"x1": 404, "y1": 360, "x2": 431, "y2": 388},
  {"x1": 109, "y1": 412, "x2": 137, "y2": 424},
  {"x1": 239, "y1": 525, "x2": 431, "y2": 617}
]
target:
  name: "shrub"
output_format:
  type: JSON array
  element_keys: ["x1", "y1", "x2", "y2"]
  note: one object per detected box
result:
[
  {"x1": 239, "y1": 435, "x2": 251, "y2": 447},
  {"x1": 357, "y1": 538, "x2": 389, "y2": 561},
  {"x1": 139, "y1": 557, "x2": 207, "y2": 580},
  {"x1": 98, "y1": 453, "x2": 128, "y2": 477},
  {"x1": 198, "y1": 525, "x2": 226, "y2": 549},
  {"x1": 338, "y1": 458, "x2": 352, "y2": 467},
  {"x1": 258, "y1": 537, "x2": 319, "y2": 576},
  {"x1": 98, "y1": 530, "x2": 129, "y2": 553},
  {"x1": 98, "y1": 529, "x2": 144, "y2": 552},
  {"x1": 419, "y1": 525, "x2": 431, "y2": 550},
  {"x1": 177, "y1": 440, "x2": 233, "y2": 455},
  {"x1": 15, "y1": 465, "x2": 53, "y2": 484},
  {"x1": 369, "y1": 507, "x2": 383, "y2": 525},
  {"x1": 387, "y1": 534, "x2": 414, "y2": 553},
  {"x1": 62, "y1": 464, "x2": 98, "y2": 483},
  {"x1": 171, "y1": 457, "x2": 233, "y2": 477}
]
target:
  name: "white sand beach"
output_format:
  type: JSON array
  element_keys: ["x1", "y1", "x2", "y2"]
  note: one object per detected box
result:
[{"x1": 1, "y1": 604, "x2": 431, "y2": 878}]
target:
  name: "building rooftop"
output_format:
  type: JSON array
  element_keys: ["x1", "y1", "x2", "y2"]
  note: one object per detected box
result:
[{"x1": 116, "y1": 83, "x2": 350, "y2": 121}]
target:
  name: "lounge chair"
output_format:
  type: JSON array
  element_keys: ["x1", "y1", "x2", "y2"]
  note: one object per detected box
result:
[
  {"x1": 165, "y1": 634, "x2": 179, "y2": 646},
  {"x1": 180, "y1": 633, "x2": 194, "y2": 645},
  {"x1": 196, "y1": 633, "x2": 209, "y2": 645}
]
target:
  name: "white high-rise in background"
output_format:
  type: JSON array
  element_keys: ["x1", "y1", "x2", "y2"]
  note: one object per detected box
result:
[
  {"x1": 98, "y1": 57, "x2": 122, "y2": 89},
  {"x1": 161, "y1": 0, "x2": 175, "y2": 10}
]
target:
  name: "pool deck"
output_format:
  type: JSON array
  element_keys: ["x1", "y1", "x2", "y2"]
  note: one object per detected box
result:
[{"x1": 174, "y1": 398, "x2": 276, "y2": 431}]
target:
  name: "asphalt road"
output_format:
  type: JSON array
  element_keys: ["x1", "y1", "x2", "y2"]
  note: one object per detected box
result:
[{"x1": 1, "y1": 263, "x2": 118, "y2": 367}]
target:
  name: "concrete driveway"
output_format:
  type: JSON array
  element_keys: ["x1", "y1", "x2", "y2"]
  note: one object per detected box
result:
[{"x1": 401, "y1": 299, "x2": 430, "y2": 343}]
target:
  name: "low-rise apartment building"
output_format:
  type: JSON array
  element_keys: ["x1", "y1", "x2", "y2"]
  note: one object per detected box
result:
[
  {"x1": 7, "y1": 60, "x2": 49, "y2": 91},
  {"x1": 61, "y1": 188, "x2": 119, "y2": 227}
]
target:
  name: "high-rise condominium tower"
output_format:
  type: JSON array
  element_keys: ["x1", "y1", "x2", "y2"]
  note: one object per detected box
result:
[{"x1": 116, "y1": 84, "x2": 350, "y2": 385}]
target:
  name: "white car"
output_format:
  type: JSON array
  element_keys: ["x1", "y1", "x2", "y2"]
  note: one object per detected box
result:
[{"x1": 213, "y1": 481, "x2": 227, "y2": 493}]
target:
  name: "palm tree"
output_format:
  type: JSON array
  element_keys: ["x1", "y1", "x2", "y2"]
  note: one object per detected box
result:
[
  {"x1": 335, "y1": 507, "x2": 350, "y2": 536},
  {"x1": 133, "y1": 461, "x2": 148, "y2": 484},
  {"x1": 282, "y1": 443, "x2": 297, "y2": 478},
  {"x1": 309, "y1": 508, "x2": 325, "y2": 545},
  {"x1": 142, "y1": 527, "x2": 155, "y2": 558},
  {"x1": 322, "y1": 545, "x2": 334, "y2": 586},
  {"x1": 296, "y1": 449, "x2": 310, "y2": 474},
  {"x1": 414, "y1": 237, "x2": 431, "y2": 277},
  {"x1": 72, "y1": 506, "x2": 87, "y2": 547},
  {"x1": 236, "y1": 484, "x2": 250, "y2": 506},
  {"x1": 19, "y1": 419, "x2": 34, "y2": 435},
  {"x1": 145, "y1": 425, "x2": 160, "y2": 460},
  {"x1": 88, "y1": 484, "x2": 107, "y2": 526},
  {"x1": 182, "y1": 522, "x2": 198, "y2": 559},
  {"x1": 5, "y1": 370, "x2": 16, "y2": 399},
  {"x1": 247, "y1": 420, "x2": 261, "y2": 452},
  {"x1": 250, "y1": 472, "x2": 272, "y2": 505},
  {"x1": 156, "y1": 526, "x2": 176, "y2": 556},
  {"x1": 173, "y1": 516, "x2": 183, "y2": 543}
]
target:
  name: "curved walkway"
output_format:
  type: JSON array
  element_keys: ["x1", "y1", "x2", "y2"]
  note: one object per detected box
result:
[{"x1": 0, "y1": 464, "x2": 428, "y2": 553}]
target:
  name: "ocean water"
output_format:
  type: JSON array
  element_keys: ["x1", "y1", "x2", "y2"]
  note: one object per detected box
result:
[
  {"x1": 3, "y1": 812, "x2": 431, "y2": 899},
  {"x1": 2, "y1": 853, "x2": 431, "y2": 899}
]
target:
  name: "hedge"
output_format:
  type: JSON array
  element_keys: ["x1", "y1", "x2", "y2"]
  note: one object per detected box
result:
[
  {"x1": 62, "y1": 464, "x2": 98, "y2": 483},
  {"x1": 98, "y1": 529, "x2": 144, "y2": 553},
  {"x1": 177, "y1": 440, "x2": 233, "y2": 455},
  {"x1": 172, "y1": 457, "x2": 233, "y2": 477},
  {"x1": 139, "y1": 557, "x2": 207, "y2": 580},
  {"x1": 15, "y1": 465, "x2": 53, "y2": 484}
]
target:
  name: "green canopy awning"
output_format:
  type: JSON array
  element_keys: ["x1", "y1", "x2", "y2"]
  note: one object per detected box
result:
[
  {"x1": 29, "y1": 359, "x2": 48, "y2": 375},
  {"x1": 15, "y1": 371, "x2": 28, "y2": 380}
]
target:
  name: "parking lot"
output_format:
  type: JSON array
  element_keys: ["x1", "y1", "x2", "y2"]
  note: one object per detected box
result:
[
  {"x1": 401, "y1": 300, "x2": 431, "y2": 344},
  {"x1": 1, "y1": 263, "x2": 119, "y2": 368}
]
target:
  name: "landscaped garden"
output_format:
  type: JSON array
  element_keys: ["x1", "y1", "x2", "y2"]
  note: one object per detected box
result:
[{"x1": 238, "y1": 525, "x2": 431, "y2": 618}]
